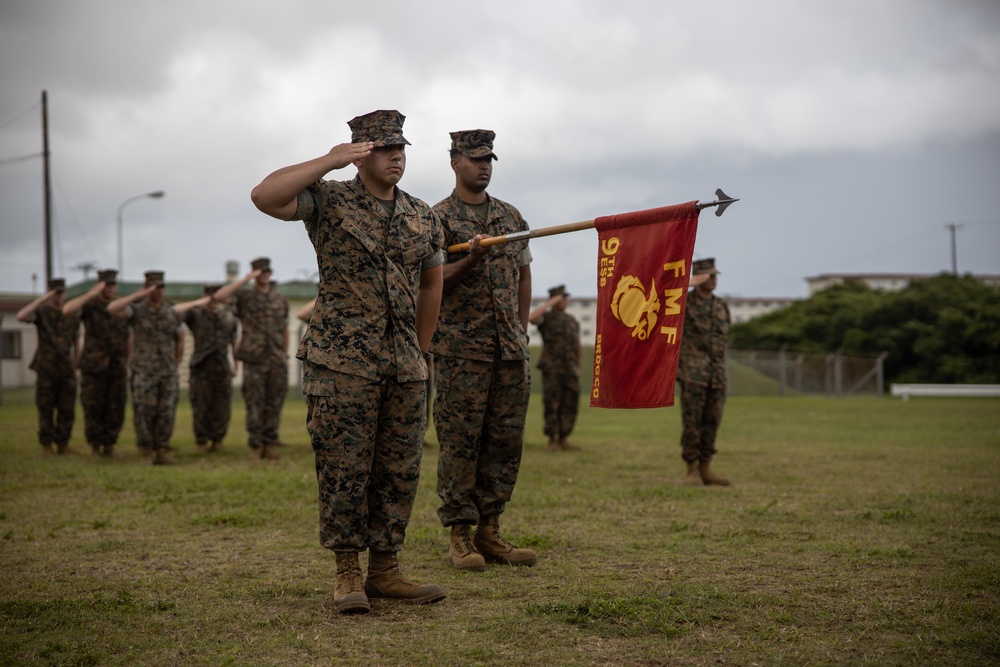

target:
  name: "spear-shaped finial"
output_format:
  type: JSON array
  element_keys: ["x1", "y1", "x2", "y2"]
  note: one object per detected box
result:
[{"x1": 696, "y1": 188, "x2": 740, "y2": 217}]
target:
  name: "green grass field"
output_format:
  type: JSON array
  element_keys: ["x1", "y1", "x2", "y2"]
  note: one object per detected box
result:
[{"x1": 1, "y1": 387, "x2": 998, "y2": 666}]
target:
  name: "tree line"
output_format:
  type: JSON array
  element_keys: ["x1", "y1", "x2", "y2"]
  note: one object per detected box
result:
[{"x1": 728, "y1": 274, "x2": 1000, "y2": 385}]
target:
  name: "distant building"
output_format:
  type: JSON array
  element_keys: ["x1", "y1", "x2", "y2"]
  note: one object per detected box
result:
[
  {"x1": 805, "y1": 272, "x2": 1000, "y2": 296},
  {"x1": 0, "y1": 295, "x2": 34, "y2": 389},
  {"x1": 726, "y1": 296, "x2": 798, "y2": 324},
  {"x1": 526, "y1": 296, "x2": 597, "y2": 347}
]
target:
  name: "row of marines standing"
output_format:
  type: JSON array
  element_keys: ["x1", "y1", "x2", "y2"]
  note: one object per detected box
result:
[{"x1": 16, "y1": 259, "x2": 290, "y2": 464}]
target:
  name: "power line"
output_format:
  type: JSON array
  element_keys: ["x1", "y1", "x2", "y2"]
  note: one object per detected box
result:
[
  {"x1": 71, "y1": 261, "x2": 99, "y2": 281},
  {"x1": 946, "y1": 219, "x2": 1000, "y2": 229},
  {"x1": 737, "y1": 224, "x2": 951, "y2": 297},
  {"x1": 0, "y1": 103, "x2": 39, "y2": 132},
  {"x1": 817, "y1": 225, "x2": 942, "y2": 274},
  {"x1": 0, "y1": 152, "x2": 41, "y2": 166},
  {"x1": 53, "y1": 169, "x2": 103, "y2": 266}
]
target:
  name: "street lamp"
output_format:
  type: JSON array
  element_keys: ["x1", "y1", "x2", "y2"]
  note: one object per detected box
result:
[{"x1": 117, "y1": 190, "x2": 165, "y2": 278}]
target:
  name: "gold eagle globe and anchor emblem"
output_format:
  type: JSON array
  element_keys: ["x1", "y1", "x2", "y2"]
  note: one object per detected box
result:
[{"x1": 610, "y1": 275, "x2": 660, "y2": 340}]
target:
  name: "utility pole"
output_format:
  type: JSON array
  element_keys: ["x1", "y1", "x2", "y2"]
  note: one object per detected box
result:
[
  {"x1": 72, "y1": 261, "x2": 99, "y2": 282},
  {"x1": 42, "y1": 90, "x2": 53, "y2": 283},
  {"x1": 945, "y1": 223, "x2": 963, "y2": 275}
]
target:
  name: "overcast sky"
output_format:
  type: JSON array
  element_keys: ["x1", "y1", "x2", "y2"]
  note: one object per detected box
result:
[{"x1": 1, "y1": 0, "x2": 998, "y2": 299}]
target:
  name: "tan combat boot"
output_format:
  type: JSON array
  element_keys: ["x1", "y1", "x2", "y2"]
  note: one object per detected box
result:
[
  {"x1": 42, "y1": 444, "x2": 55, "y2": 456},
  {"x1": 685, "y1": 460, "x2": 703, "y2": 486},
  {"x1": 474, "y1": 515, "x2": 537, "y2": 566},
  {"x1": 699, "y1": 460, "x2": 731, "y2": 486},
  {"x1": 261, "y1": 444, "x2": 280, "y2": 460},
  {"x1": 153, "y1": 449, "x2": 173, "y2": 465},
  {"x1": 449, "y1": 525, "x2": 486, "y2": 571},
  {"x1": 333, "y1": 551, "x2": 370, "y2": 614},
  {"x1": 363, "y1": 551, "x2": 446, "y2": 605},
  {"x1": 547, "y1": 437, "x2": 561, "y2": 452}
]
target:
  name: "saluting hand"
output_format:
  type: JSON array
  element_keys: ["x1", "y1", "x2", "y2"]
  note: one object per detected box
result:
[
  {"x1": 328, "y1": 141, "x2": 374, "y2": 169},
  {"x1": 689, "y1": 273, "x2": 710, "y2": 287}
]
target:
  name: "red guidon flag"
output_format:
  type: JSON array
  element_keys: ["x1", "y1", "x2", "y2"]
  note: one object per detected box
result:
[{"x1": 590, "y1": 202, "x2": 700, "y2": 408}]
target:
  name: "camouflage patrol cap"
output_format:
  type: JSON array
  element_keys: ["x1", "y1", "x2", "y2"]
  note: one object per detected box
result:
[
  {"x1": 450, "y1": 129, "x2": 498, "y2": 160},
  {"x1": 250, "y1": 257, "x2": 271, "y2": 272},
  {"x1": 48, "y1": 277, "x2": 66, "y2": 291},
  {"x1": 203, "y1": 284, "x2": 221, "y2": 296},
  {"x1": 692, "y1": 258, "x2": 720, "y2": 276},
  {"x1": 97, "y1": 269, "x2": 118, "y2": 284},
  {"x1": 144, "y1": 270, "x2": 165, "y2": 287},
  {"x1": 348, "y1": 110, "x2": 410, "y2": 148},
  {"x1": 548, "y1": 284, "x2": 568, "y2": 298}
]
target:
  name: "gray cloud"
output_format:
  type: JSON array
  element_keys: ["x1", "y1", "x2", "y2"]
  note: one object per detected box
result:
[{"x1": 1, "y1": 0, "x2": 998, "y2": 295}]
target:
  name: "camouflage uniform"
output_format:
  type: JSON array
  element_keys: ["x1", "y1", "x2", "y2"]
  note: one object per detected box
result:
[
  {"x1": 233, "y1": 287, "x2": 289, "y2": 451},
  {"x1": 184, "y1": 305, "x2": 237, "y2": 445},
  {"x1": 26, "y1": 305, "x2": 79, "y2": 449},
  {"x1": 677, "y1": 288, "x2": 730, "y2": 463},
  {"x1": 292, "y1": 172, "x2": 443, "y2": 552},
  {"x1": 431, "y1": 191, "x2": 532, "y2": 526},
  {"x1": 78, "y1": 293, "x2": 129, "y2": 450},
  {"x1": 126, "y1": 299, "x2": 183, "y2": 453},
  {"x1": 535, "y1": 309, "x2": 581, "y2": 441}
]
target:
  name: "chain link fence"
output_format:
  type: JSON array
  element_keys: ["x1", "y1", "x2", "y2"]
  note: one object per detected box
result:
[{"x1": 728, "y1": 348, "x2": 887, "y2": 397}]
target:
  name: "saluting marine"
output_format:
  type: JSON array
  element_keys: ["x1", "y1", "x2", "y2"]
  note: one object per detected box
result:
[
  {"x1": 108, "y1": 271, "x2": 184, "y2": 464},
  {"x1": 174, "y1": 284, "x2": 239, "y2": 453},
  {"x1": 528, "y1": 284, "x2": 582, "y2": 452},
  {"x1": 251, "y1": 109, "x2": 446, "y2": 614},
  {"x1": 677, "y1": 257, "x2": 731, "y2": 486},
  {"x1": 16, "y1": 278, "x2": 80, "y2": 455},
  {"x1": 62, "y1": 269, "x2": 129, "y2": 457},
  {"x1": 213, "y1": 257, "x2": 289, "y2": 461}
]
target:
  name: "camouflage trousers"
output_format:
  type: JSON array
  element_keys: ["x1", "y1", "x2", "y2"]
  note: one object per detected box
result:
[
  {"x1": 80, "y1": 363, "x2": 127, "y2": 447},
  {"x1": 35, "y1": 370, "x2": 76, "y2": 446},
  {"x1": 131, "y1": 372, "x2": 179, "y2": 452},
  {"x1": 679, "y1": 380, "x2": 727, "y2": 463},
  {"x1": 242, "y1": 359, "x2": 287, "y2": 449},
  {"x1": 541, "y1": 371, "x2": 580, "y2": 440},
  {"x1": 433, "y1": 356, "x2": 530, "y2": 527},
  {"x1": 305, "y1": 368, "x2": 425, "y2": 553},
  {"x1": 189, "y1": 355, "x2": 232, "y2": 444}
]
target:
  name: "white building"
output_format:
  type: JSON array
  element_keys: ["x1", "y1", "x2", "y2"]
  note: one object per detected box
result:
[
  {"x1": 726, "y1": 296, "x2": 798, "y2": 324},
  {"x1": 526, "y1": 296, "x2": 598, "y2": 347},
  {"x1": 805, "y1": 272, "x2": 1000, "y2": 296}
]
